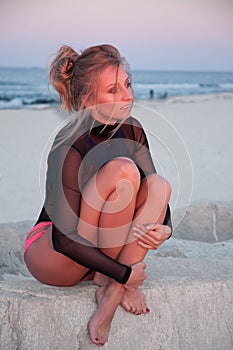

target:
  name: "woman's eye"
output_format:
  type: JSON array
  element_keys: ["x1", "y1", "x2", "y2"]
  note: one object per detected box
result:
[
  {"x1": 126, "y1": 81, "x2": 132, "y2": 88},
  {"x1": 109, "y1": 87, "x2": 117, "y2": 93}
]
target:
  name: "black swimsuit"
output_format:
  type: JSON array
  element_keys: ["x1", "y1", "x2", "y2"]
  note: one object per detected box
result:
[{"x1": 36, "y1": 115, "x2": 172, "y2": 284}]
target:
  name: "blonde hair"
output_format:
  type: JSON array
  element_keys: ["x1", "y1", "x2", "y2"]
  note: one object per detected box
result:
[{"x1": 49, "y1": 44, "x2": 128, "y2": 112}]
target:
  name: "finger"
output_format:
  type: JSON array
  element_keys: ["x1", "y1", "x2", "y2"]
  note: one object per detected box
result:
[
  {"x1": 138, "y1": 241, "x2": 157, "y2": 250},
  {"x1": 145, "y1": 223, "x2": 159, "y2": 230},
  {"x1": 125, "y1": 284, "x2": 137, "y2": 291},
  {"x1": 149, "y1": 224, "x2": 172, "y2": 236},
  {"x1": 164, "y1": 225, "x2": 172, "y2": 235},
  {"x1": 143, "y1": 227, "x2": 171, "y2": 242},
  {"x1": 135, "y1": 223, "x2": 147, "y2": 230},
  {"x1": 137, "y1": 237, "x2": 159, "y2": 249},
  {"x1": 132, "y1": 226, "x2": 147, "y2": 236},
  {"x1": 133, "y1": 232, "x2": 160, "y2": 246},
  {"x1": 134, "y1": 227, "x2": 162, "y2": 239},
  {"x1": 134, "y1": 224, "x2": 148, "y2": 233}
]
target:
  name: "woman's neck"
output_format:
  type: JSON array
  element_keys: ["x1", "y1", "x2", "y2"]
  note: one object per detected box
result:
[
  {"x1": 91, "y1": 110, "x2": 116, "y2": 126},
  {"x1": 89, "y1": 115, "x2": 119, "y2": 136}
]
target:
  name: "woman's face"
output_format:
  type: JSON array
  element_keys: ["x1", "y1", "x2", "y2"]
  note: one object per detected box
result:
[{"x1": 90, "y1": 64, "x2": 134, "y2": 124}]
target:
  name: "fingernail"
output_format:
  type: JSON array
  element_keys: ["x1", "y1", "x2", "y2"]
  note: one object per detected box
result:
[
  {"x1": 165, "y1": 226, "x2": 171, "y2": 233},
  {"x1": 146, "y1": 224, "x2": 153, "y2": 229},
  {"x1": 95, "y1": 338, "x2": 99, "y2": 341},
  {"x1": 146, "y1": 308, "x2": 150, "y2": 313}
]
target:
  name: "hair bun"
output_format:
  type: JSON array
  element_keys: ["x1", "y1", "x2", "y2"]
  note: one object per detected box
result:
[
  {"x1": 52, "y1": 45, "x2": 79, "y2": 82},
  {"x1": 65, "y1": 57, "x2": 75, "y2": 77}
]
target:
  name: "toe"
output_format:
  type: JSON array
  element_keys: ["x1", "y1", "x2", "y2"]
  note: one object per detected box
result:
[
  {"x1": 130, "y1": 306, "x2": 136, "y2": 314},
  {"x1": 121, "y1": 301, "x2": 131, "y2": 312},
  {"x1": 91, "y1": 336, "x2": 106, "y2": 347}
]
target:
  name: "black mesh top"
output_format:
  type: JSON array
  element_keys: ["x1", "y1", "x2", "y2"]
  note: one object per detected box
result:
[{"x1": 36, "y1": 114, "x2": 172, "y2": 284}]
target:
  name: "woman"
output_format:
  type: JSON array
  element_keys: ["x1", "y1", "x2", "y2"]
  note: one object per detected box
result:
[{"x1": 24, "y1": 44, "x2": 172, "y2": 347}]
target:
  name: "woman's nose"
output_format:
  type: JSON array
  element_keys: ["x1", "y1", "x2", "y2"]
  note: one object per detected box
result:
[{"x1": 121, "y1": 86, "x2": 133, "y2": 101}]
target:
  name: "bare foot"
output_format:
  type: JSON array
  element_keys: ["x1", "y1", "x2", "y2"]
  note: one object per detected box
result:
[
  {"x1": 120, "y1": 289, "x2": 150, "y2": 315},
  {"x1": 88, "y1": 281, "x2": 125, "y2": 346},
  {"x1": 95, "y1": 285, "x2": 106, "y2": 305},
  {"x1": 94, "y1": 272, "x2": 109, "y2": 287},
  {"x1": 96, "y1": 285, "x2": 149, "y2": 316}
]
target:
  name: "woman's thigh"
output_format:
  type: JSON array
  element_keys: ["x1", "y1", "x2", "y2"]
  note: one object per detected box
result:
[
  {"x1": 78, "y1": 157, "x2": 141, "y2": 244},
  {"x1": 24, "y1": 225, "x2": 90, "y2": 286},
  {"x1": 133, "y1": 173, "x2": 171, "y2": 224}
]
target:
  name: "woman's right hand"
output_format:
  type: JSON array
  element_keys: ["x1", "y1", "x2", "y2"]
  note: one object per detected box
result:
[{"x1": 124, "y1": 261, "x2": 147, "y2": 291}]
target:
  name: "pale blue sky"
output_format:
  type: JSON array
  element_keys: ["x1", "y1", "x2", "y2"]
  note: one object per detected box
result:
[{"x1": 1, "y1": 0, "x2": 233, "y2": 70}]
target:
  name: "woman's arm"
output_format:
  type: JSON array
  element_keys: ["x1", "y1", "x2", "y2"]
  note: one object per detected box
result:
[
  {"x1": 130, "y1": 117, "x2": 173, "y2": 232},
  {"x1": 132, "y1": 223, "x2": 172, "y2": 250}
]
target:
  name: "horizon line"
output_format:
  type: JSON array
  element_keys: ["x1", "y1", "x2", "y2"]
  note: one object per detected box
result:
[{"x1": 0, "y1": 66, "x2": 233, "y2": 73}]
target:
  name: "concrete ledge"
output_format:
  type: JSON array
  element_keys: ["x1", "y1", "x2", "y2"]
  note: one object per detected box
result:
[
  {"x1": 1, "y1": 256, "x2": 233, "y2": 350},
  {"x1": 0, "y1": 202, "x2": 233, "y2": 349},
  {"x1": 172, "y1": 201, "x2": 233, "y2": 242}
]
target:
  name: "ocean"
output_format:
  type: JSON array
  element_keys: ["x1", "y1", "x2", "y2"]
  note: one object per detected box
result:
[{"x1": 0, "y1": 67, "x2": 233, "y2": 109}]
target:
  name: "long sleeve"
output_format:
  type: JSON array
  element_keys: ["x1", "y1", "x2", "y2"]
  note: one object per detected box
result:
[
  {"x1": 46, "y1": 144, "x2": 131, "y2": 284},
  {"x1": 129, "y1": 118, "x2": 173, "y2": 232}
]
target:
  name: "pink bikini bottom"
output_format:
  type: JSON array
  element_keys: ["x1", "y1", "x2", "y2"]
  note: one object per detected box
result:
[{"x1": 24, "y1": 221, "x2": 52, "y2": 261}]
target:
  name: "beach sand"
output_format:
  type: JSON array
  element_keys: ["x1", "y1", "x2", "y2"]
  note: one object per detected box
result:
[
  {"x1": 1, "y1": 94, "x2": 233, "y2": 349},
  {"x1": 0, "y1": 92, "x2": 233, "y2": 224}
]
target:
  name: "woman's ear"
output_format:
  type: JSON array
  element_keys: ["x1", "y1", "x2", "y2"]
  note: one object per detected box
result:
[
  {"x1": 80, "y1": 94, "x2": 88, "y2": 108},
  {"x1": 81, "y1": 93, "x2": 95, "y2": 108}
]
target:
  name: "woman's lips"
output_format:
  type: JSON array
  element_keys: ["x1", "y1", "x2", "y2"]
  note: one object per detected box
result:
[{"x1": 120, "y1": 103, "x2": 132, "y2": 110}]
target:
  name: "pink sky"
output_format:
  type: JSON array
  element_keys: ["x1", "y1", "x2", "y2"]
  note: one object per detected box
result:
[{"x1": 1, "y1": 0, "x2": 233, "y2": 70}]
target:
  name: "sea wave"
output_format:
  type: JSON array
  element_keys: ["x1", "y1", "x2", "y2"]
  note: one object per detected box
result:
[
  {"x1": 133, "y1": 82, "x2": 233, "y2": 100},
  {"x1": 0, "y1": 96, "x2": 57, "y2": 109},
  {"x1": 0, "y1": 67, "x2": 233, "y2": 109},
  {"x1": 0, "y1": 81, "x2": 29, "y2": 86},
  {"x1": 135, "y1": 83, "x2": 200, "y2": 89}
]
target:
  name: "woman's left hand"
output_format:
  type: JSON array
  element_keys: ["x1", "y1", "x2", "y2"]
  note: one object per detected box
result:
[{"x1": 132, "y1": 223, "x2": 172, "y2": 250}]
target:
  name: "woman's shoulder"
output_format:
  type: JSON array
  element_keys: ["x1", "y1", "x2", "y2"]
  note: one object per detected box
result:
[
  {"x1": 128, "y1": 115, "x2": 142, "y2": 126},
  {"x1": 125, "y1": 116, "x2": 145, "y2": 134},
  {"x1": 126, "y1": 115, "x2": 145, "y2": 131},
  {"x1": 51, "y1": 118, "x2": 87, "y2": 152}
]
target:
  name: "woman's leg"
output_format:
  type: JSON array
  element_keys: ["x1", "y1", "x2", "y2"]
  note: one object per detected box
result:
[
  {"x1": 78, "y1": 157, "x2": 142, "y2": 346},
  {"x1": 119, "y1": 173, "x2": 171, "y2": 262},
  {"x1": 96, "y1": 173, "x2": 171, "y2": 263},
  {"x1": 24, "y1": 223, "x2": 93, "y2": 286},
  {"x1": 89, "y1": 172, "x2": 171, "y2": 345},
  {"x1": 78, "y1": 159, "x2": 171, "y2": 345},
  {"x1": 115, "y1": 173, "x2": 171, "y2": 313},
  {"x1": 94, "y1": 173, "x2": 171, "y2": 314}
]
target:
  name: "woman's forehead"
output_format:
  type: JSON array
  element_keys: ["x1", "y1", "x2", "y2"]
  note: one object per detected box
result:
[{"x1": 98, "y1": 65, "x2": 128, "y2": 85}]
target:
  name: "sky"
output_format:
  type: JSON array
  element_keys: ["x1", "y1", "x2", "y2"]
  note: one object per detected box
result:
[{"x1": 1, "y1": 0, "x2": 233, "y2": 71}]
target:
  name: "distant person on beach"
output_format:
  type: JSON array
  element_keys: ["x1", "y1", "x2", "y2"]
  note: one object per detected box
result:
[
  {"x1": 24, "y1": 44, "x2": 172, "y2": 346},
  {"x1": 149, "y1": 89, "x2": 154, "y2": 99}
]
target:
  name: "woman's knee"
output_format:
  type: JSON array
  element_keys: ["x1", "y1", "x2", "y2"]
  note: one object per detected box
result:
[
  {"x1": 146, "y1": 174, "x2": 171, "y2": 202},
  {"x1": 104, "y1": 157, "x2": 141, "y2": 189}
]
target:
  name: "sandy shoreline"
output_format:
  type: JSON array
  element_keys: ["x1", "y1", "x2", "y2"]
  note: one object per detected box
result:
[{"x1": 0, "y1": 92, "x2": 233, "y2": 224}]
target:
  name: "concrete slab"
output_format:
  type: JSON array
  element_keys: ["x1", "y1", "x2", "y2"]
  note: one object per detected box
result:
[
  {"x1": 0, "y1": 202, "x2": 233, "y2": 349},
  {"x1": 0, "y1": 255, "x2": 232, "y2": 350}
]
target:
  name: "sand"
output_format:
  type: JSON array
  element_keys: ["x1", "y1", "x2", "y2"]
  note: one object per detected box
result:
[
  {"x1": 0, "y1": 92, "x2": 233, "y2": 224},
  {"x1": 1, "y1": 94, "x2": 232, "y2": 350}
]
